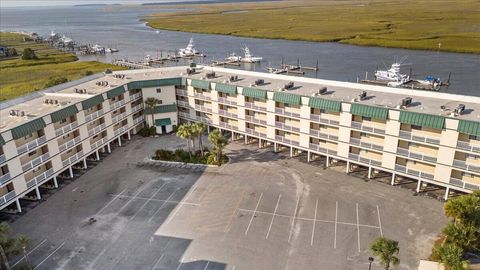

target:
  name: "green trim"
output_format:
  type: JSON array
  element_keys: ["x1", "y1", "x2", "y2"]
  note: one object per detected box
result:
[
  {"x1": 308, "y1": 97, "x2": 341, "y2": 112},
  {"x1": 155, "y1": 118, "x2": 172, "y2": 126},
  {"x1": 106, "y1": 86, "x2": 126, "y2": 99},
  {"x1": 127, "y1": 78, "x2": 183, "y2": 90},
  {"x1": 273, "y1": 92, "x2": 301, "y2": 106},
  {"x1": 458, "y1": 120, "x2": 480, "y2": 136},
  {"x1": 190, "y1": 79, "x2": 210, "y2": 90},
  {"x1": 399, "y1": 111, "x2": 445, "y2": 130},
  {"x1": 242, "y1": 87, "x2": 267, "y2": 100},
  {"x1": 0, "y1": 134, "x2": 5, "y2": 146},
  {"x1": 145, "y1": 104, "x2": 178, "y2": 114},
  {"x1": 350, "y1": 103, "x2": 388, "y2": 120},
  {"x1": 50, "y1": 105, "x2": 79, "y2": 123},
  {"x1": 215, "y1": 83, "x2": 237, "y2": 95},
  {"x1": 11, "y1": 118, "x2": 46, "y2": 140},
  {"x1": 81, "y1": 95, "x2": 104, "y2": 110}
]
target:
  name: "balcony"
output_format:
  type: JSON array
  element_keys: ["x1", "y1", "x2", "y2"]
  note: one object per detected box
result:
[
  {"x1": 88, "y1": 123, "x2": 107, "y2": 137},
  {"x1": 309, "y1": 143, "x2": 337, "y2": 155},
  {"x1": 22, "y1": 153, "x2": 50, "y2": 172},
  {"x1": 91, "y1": 137, "x2": 109, "y2": 150},
  {"x1": 275, "y1": 121, "x2": 300, "y2": 132},
  {"x1": 177, "y1": 100, "x2": 189, "y2": 108},
  {"x1": 0, "y1": 190, "x2": 16, "y2": 206},
  {"x1": 17, "y1": 135, "x2": 47, "y2": 155},
  {"x1": 450, "y1": 177, "x2": 480, "y2": 191},
  {"x1": 309, "y1": 129, "x2": 338, "y2": 141},
  {"x1": 131, "y1": 104, "x2": 143, "y2": 113},
  {"x1": 58, "y1": 136, "x2": 81, "y2": 153},
  {"x1": 0, "y1": 173, "x2": 12, "y2": 186},
  {"x1": 178, "y1": 111, "x2": 191, "y2": 119},
  {"x1": 114, "y1": 125, "x2": 128, "y2": 136},
  {"x1": 218, "y1": 109, "x2": 237, "y2": 118},
  {"x1": 26, "y1": 168, "x2": 54, "y2": 189},
  {"x1": 85, "y1": 109, "x2": 104, "y2": 123},
  {"x1": 194, "y1": 93, "x2": 211, "y2": 101},
  {"x1": 195, "y1": 104, "x2": 212, "y2": 113},
  {"x1": 399, "y1": 130, "x2": 440, "y2": 145},
  {"x1": 348, "y1": 153, "x2": 382, "y2": 167},
  {"x1": 457, "y1": 141, "x2": 480, "y2": 153},
  {"x1": 244, "y1": 115, "x2": 267, "y2": 125},
  {"x1": 396, "y1": 147, "x2": 437, "y2": 163},
  {"x1": 55, "y1": 121, "x2": 78, "y2": 137},
  {"x1": 351, "y1": 121, "x2": 385, "y2": 135},
  {"x1": 244, "y1": 101, "x2": 267, "y2": 112},
  {"x1": 275, "y1": 107, "x2": 300, "y2": 118},
  {"x1": 275, "y1": 135, "x2": 300, "y2": 146},
  {"x1": 245, "y1": 128, "x2": 267, "y2": 138},
  {"x1": 112, "y1": 112, "x2": 127, "y2": 124},
  {"x1": 62, "y1": 151, "x2": 84, "y2": 167},
  {"x1": 129, "y1": 92, "x2": 142, "y2": 101},
  {"x1": 133, "y1": 115, "x2": 145, "y2": 125},
  {"x1": 0, "y1": 154, "x2": 5, "y2": 164},
  {"x1": 110, "y1": 99, "x2": 126, "y2": 111},
  {"x1": 219, "y1": 122, "x2": 238, "y2": 131},
  {"x1": 197, "y1": 116, "x2": 213, "y2": 125},
  {"x1": 310, "y1": 114, "x2": 340, "y2": 126},
  {"x1": 349, "y1": 138, "x2": 383, "y2": 151},
  {"x1": 394, "y1": 164, "x2": 434, "y2": 180},
  {"x1": 452, "y1": 159, "x2": 480, "y2": 173},
  {"x1": 217, "y1": 97, "x2": 237, "y2": 106},
  {"x1": 176, "y1": 89, "x2": 188, "y2": 97}
]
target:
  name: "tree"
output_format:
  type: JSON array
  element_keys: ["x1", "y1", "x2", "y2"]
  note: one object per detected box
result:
[
  {"x1": 193, "y1": 123, "x2": 206, "y2": 155},
  {"x1": 144, "y1": 98, "x2": 160, "y2": 129},
  {"x1": 369, "y1": 237, "x2": 400, "y2": 270},
  {"x1": 7, "y1": 48, "x2": 17, "y2": 57},
  {"x1": 444, "y1": 193, "x2": 480, "y2": 226},
  {"x1": 433, "y1": 243, "x2": 471, "y2": 270},
  {"x1": 208, "y1": 129, "x2": 228, "y2": 164},
  {"x1": 176, "y1": 124, "x2": 192, "y2": 158},
  {"x1": 443, "y1": 222, "x2": 479, "y2": 252},
  {"x1": 21, "y1": 48, "x2": 36, "y2": 60},
  {"x1": 0, "y1": 222, "x2": 32, "y2": 270}
]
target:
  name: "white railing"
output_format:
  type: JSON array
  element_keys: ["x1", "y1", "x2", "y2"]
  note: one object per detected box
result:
[
  {"x1": 0, "y1": 154, "x2": 5, "y2": 164},
  {"x1": 112, "y1": 112, "x2": 127, "y2": 124},
  {"x1": 114, "y1": 125, "x2": 128, "y2": 136},
  {"x1": 394, "y1": 164, "x2": 435, "y2": 180},
  {"x1": 351, "y1": 121, "x2": 386, "y2": 135},
  {"x1": 309, "y1": 129, "x2": 339, "y2": 141},
  {"x1": 452, "y1": 159, "x2": 480, "y2": 173},
  {"x1": 244, "y1": 115, "x2": 267, "y2": 125},
  {"x1": 456, "y1": 141, "x2": 480, "y2": 153},
  {"x1": 308, "y1": 143, "x2": 337, "y2": 156},
  {"x1": 110, "y1": 99, "x2": 126, "y2": 111},
  {"x1": 85, "y1": 109, "x2": 104, "y2": 123},
  {"x1": 244, "y1": 102, "x2": 267, "y2": 112},
  {"x1": 176, "y1": 89, "x2": 188, "y2": 96},
  {"x1": 58, "y1": 136, "x2": 81, "y2": 153},
  {"x1": 348, "y1": 153, "x2": 382, "y2": 167},
  {"x1": 450, "y1": 177, "x2": 480, "y2": 191},
  {"x1": 349, "y1": 137, "x2": 384, "y2": 151},
  {"x1": 177, "y1": 100, "x2": 189, "y2": 108},
  {"x1": 91, "y1": 137, "x2": 109, "y2": 150},
  {"x1": 178, "y1": 111, "x2": 191, "y2": 119},
  {"x1": 26, "y1": 168, "x2": 54, "y2": 189},
  {"x1": 218, "y1": 109, "x2": 236, "y2": 118},
  {"x1": 309, "y1": 114, "x2": 340, "y2": 126},
  {"x1": 0, "y1": 190, "x2": 16, "y2": 206},
  {"x1": 131, "y1": 104, "x2": 143, "y2": 113},
  {"x1": 275, "y1": 121, "x2": 300, "y2": 132},
  {"x1": 62, "y1": 151, "x2": 84, "y2": 167},
  {"x1": 129, "y1": 92, "x2": 142, "y2": 101},
  {"x1": 275, "y1": 107, "x2": 300, "y2": 118},
  {"x1": 17, "y1": 135, "x2": 47, "y2": 155},
  {"x1": 245, "y1": 128, "x2": 267, "y2": 138},
  {"x1": 55, "y1": 121, "x2": 78, "y2": 137},
  {"x1": 219, "y1": 122, "x2": 238, "y2": 131},
  {"x1": 194, "y1": 93, "x2": 211, "y2": 101},
  {"x1": 0, "y1": 173, "x2": 12, "y2": 185},
  {"x1": 197, "y1": 117, "x2": 213, "y2": 125},
  {"x1": 133, "y1": 115, "x2": 145, "y2": 125},
  {"x1": 22, "y1": 153, "x2": 50, "y2": 172},
  {"x1": 195, "y1": 104, "x2": 213, "y2": 113},
  {"x1": 217, "y1": 97, "x2": 237, "y2": 105},
  {"x1": 88, "y1": 123, "x2": 107, "y2": 137},
  {"x1": 396, "y1": 147, "x2": 437, "y2": 163},
  {"x1": 399, "y1": 130, "x2": 440, "y2": 145},
  {"x1": 275, "y1": 135, "x2": 300, "y2": 146}
]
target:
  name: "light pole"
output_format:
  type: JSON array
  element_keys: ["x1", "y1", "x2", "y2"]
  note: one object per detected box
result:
[{"x1": 368, "y1": 257, "x2": 374, "y2": 270}]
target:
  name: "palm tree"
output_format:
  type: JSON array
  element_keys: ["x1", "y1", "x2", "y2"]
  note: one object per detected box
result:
[
  {"x1": 369, "y1": 237, "x2": 400, "y2": 270},
  {"x1": 444, "y1": 193, "x2": 480, "y2": 225},
  {"x1": 208, "y1": 129, "x2": 228, "y2": 164},
  {"x1": 433, "y1": 243, "x2": 471, "y2": 270},
  {"x1": 443, "y1": 222, "x2": 478, "y2": 252},
  {"x1": 193, "y1": 123, "x2": 206, "y2": 155},
  {"x1": 144, "y1": 97, "x2": 160, "y2": 128},
  {"x1": 0, "y1": 222, "x2": 32, "y2": 269},
  {"x1": 176, "y1": 124, "x2": 192, "y2": 158}
]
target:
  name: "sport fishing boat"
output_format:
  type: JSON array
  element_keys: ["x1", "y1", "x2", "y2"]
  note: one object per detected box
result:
[
  {"x1": 178, "y1": 38, "x2": 198, "y2": 57},
  {"x1": 374, "y1": 61, "x2": 409, "y2": 82},
  {"x1": 241, "y1": 46, "x2": 263, "y2": 63}
]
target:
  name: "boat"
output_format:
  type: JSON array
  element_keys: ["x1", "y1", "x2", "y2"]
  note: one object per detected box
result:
[
  {"x1": 155, "y1": 30, "x2": 160, "y2": 34},
  {"x1": 374, "y1": 58, "x2": 409, "y2": 82},
  {"x1": 92, "y1": 44, "x2": 105, "y2": 53},
  {"x1": 241, "y1": 46, "x2": 262, "y2": 63},
  {"x1": 105, "y1": 47, "x2": 119, "y2": 53},
  {"x1": 142, "y1": 55, "x2": 152, "y2": 66},
  {"x1": 226, "y1": 52, "x2": 242, "y2": 62},
  {"x1": 414, "y1": 76, "x2": 442, "y2": 90},
  {"x1": 178, "y1": 38, "x2": 198, "y2": 57},
  {"x1": 59, "y1": 34, "x2": 73, "y2": 45}
]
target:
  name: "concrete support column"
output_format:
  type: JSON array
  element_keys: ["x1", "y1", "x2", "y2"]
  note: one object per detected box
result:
[
  {"x1": 69, "y1": 166, "x2": 74, "y2": 178},
  {"x1": 96, "y1": 151, "x2": 100, "y2": 161},
  {"x1": 290, "y1": 147, "x2": 293, "y2": 157},
  {"x1": 274, "y1": 143, "x2": 278, "y2": 153},
  {"x1": 444, "y1": 187, "x2": 450, "y2": 201},
  {"x1": 15, "y1": 199, "x2": 22, "y2": 213},
  {"x1": 83, "y1": 158, "x2": 88, "y2": 169},
  {"x1": 127, "y1": 130, "x2": 131, "y2": 140},
  {"x1": 368, "y1": 167, "x2": 372, "y2": 179},
  {"x1": 207, "y1": 126, "x2": 211, "y2": 133},
  {"x1": 345, "y1": 161, "x2": 350, "y2": 173},
  {"x1": 35, "y1": 187, "x2": 41, "y2": 200},
  {"x1": 244, "y1": 136, "x2": 248, "y2": 145},
  {"x1": 107, "y1": 144, "x2": 111, "y2": 154},
  {"x1": 307, "y1": 151, "x2": 311, "y2": 163},
  {"x1": 325, "y1": 156, "x2": 329, "y2": 167},
  {"x1": 258, "y1": 139, "x2": 262, "y2": 149},
  {"x1": 416, "y1": 180, "x2": 422, "y2": 193},
  {"x1": 391, "y1": 173, "x2": 396, "y2": 185},
  {"x1": 53, "y1": 176, "x2": 58, "y2": 188},
  {"x1": 118, "y1": 137, "x2": 122, "y2": 147},
  {"x1": 231, "y1": 131, "x2": 234, "y2": 141}
]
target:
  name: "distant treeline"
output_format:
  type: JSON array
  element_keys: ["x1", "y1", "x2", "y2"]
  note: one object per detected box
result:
[{"x1": 142, "y1": 0, "x2": 279, "y2": 6}]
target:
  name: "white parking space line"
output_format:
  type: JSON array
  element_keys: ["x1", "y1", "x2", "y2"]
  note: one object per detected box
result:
[
  {"x1": 148, "y1": 192, "x2": 176, "y2": 223},
  {"x1": 356, "y1": 203, "x2": 361, "y2": 253},
  {"x1": 151, "y1": 254, "x2": 164, "y2": 270},
  {"x1": 203, "y1": 261, "x2": 210, "y2": 270},
  {"x1": 112, "y1": 194, "x2": 200, "y2": 206},
  {"x1": 130, "y1": 182, "x2": 167, "y2": 220},
  {"x1": 166, "y1": 186, "x2": 198, "y2": 225},
  {"x1": 288, "y1": 196, "x2": 300, "y2": 243},
  {"x1": 117, "y1": 184, "x2": 150, "y2": 214},
  {"x1": 377, "y1": 205, "x2": 383, "y2": 237},
  {"x1": 33, "y1": 241, "x2": 65, "y2": 270},
  {"x1": 311, "y1": 198, "x2": 318, "y2": 246},
  {"x1": 245, "y1": 192, "x2": 263, "y2": 235},
  {"x1": 11, "y1": 239, "x2": 47, "y2": 267},
  {"x1": 265, "y1": 194, "x2": 282, "y2": 239},
  {"x1": 176, "y1": 262, "x2": 183, "y2": 270},
  {"x1": 96, "y1": 188, "x2": 127, "y2": 215},
  {"x1": 334, "y1": 201, "x2": 338, "y2": 249}
]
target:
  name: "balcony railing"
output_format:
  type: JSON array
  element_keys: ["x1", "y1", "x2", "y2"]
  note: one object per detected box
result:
[
  {"x1": 55, "y1": 121, "x2": 78, "y2": 137},
  {"x1": 88, "y1": 123, "x2": 107, "y2": 137},
  {"x1": 0, "y1": 190, "x2": 16, "y2": 206},
  {"x1": 194, "y1": 93, "x2": 211, "y2": 101},
  {"x1": 114, "y1": 125, "x2": 128, "y2": 136},
  {"x1": 309, "y1": 129, "x2": 339, "y2": 141},
  {"x1": 0, "y1": 154, "x2": 5, "y2": 164},
  {"x1": 349, "y1": 138, "x2": 384, "y2": 151},
  {"x1": 112, "y1": 112, "x2": 127, "y2": 124},
  {"x1": 308, "y1": 143, "x2": 337, "y2": 156},
  {"x1": 456, "y1": 141, "x2": 480, "y2": 153},
  {"x1": 310, "y1": 114, "x2": 340, "y2": 126},
  {"x1": 58, "y1": 136, "x2": 81, "y2": 153},
  {"x1": 22, "y1": 153, "x2": 50, "y2": 172},
  {"x1": 218, "y1": 109, "x2": 237, "y2": 118},
  {"x1": 450, "y1": 177, "x2": 480, "y2": 191},
  {"x1": 195, "y1": 104, "x2": 213, "y2": 113},
  {"x1": 217, "y1": 97, "x2": 237, "y2": 106},
  {"x1": 399, "y1": 130, "x2": 440, "y2": 145},
  {"x1": 26, "y1": 168, "x2": 54, "y2": 189},
  {"x1": 0, "y1": 173, "x2": 12, "y2": 186},
  {"x1": 244, "y1": 115, "x2": 267, "y2": 125},
  {"x1": 85, "y1": 109, "x2": 104, "y2": 123},
  {"x1": 62, "y1": 151, "x2": 84, "y2": 167},
  {"x1": 348, "y1": 153, "x2": 382, "y2": 167},
  {"x1": 110, "y1": 99, "x2": 126, "y2": 111},
  {"x1": 131, "y1": 104, "x2": 143, "y2": 113},
  {"x1": 351, "y1": 121, "x2": 385, "y2": 135},
  {"x1": 396, "y1": 147, "x2": 437, "y2": 163},
  {"x1": 177, "y1": 100, "x2": 189, "y2": 108},
  {"x1": 452, "y1": 159, "x2": 480, "y2": 173},
  {"x1": 133, "y1": 115, "x2": 145, "y2": 125},
  {"x1": 197, "y1": 117, "x2": 213, "y2": 125},
  {"x1": 275, "y1": 135, "x2": 300, "y2": 146},
  {"x1": 275, "y1": 107, "x2": 300, "y2": 118},
  {"x1": 394, "y1": 164, "x2": 435, "y2": 180},
  {"x1": 244, "y1": 101, "x2": 267, "y2": 112},
  {"x1": 275, "y1": 121, "x2": 300, "y2": 132},
  {"x1": 176, "y1": 89, "x2": 188, "y2": 97},
  {"x1": 178, "y1": 111, "x2": 191, "y2": 119},
  {"x1": 91, "y1": 137, "x2": 109, "y2": 150},
  {"x1": 17, "y1": 135, "x2": 47, "y2": 155},
  {"x1": 129, "y1": 92, "x2": 142, "y2": 101},
  {"x1": 245, "y1": 128, "x2": 267, "y2": 138},
  {"x1": 219, "y1": 122, "x2": 238, "y2": 131}
]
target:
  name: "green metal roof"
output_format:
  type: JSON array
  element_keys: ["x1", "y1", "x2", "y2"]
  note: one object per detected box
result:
[
  {"x1": 155, "y1": 118, "x2": 172, "y2": 126},
  {"x1": 81, "y1": 95, "x2": 104, "y2": 110},
  {"x1": 190, "y1": 79, "x2": 210, "y2": 90},
  {"x1": 11, "y1": 118, "x2": 46, "y2": 140},
  {"x1": 350, "y1": 103, "x2": 388, "y2": 120},
  {"x1": 458, "y1": 120, "x2": 480, "y2": 136},
  {"x1": 399, "y1": 111, "x2": 445, "y2": 130},
  {"x1": 242, "y1": 87, "x2": 267, "y2": 100},
  {"x1": 50, "y1": 105, "x2": 79, "y2": 123},
  {"x1": 215, "y1": 83, "x2": 237, "y2": 95},
  {"x1": 106, "y1": 86, "x2": 126, "y2": 99},
  {"x1": 308, "y1": 97, "x2": 341, "y2": 112},
  {"x1": 127, "y1": 78, "x2": 183, "y2": 90},
  {"x1": 273, "y1": 92, "x2": 301, "y2": 106},
  {"x1": 0, "y1": 134, "x2": 5, "y2": 146},
  {"x1": 145, "y1": 104, "x2": 178, "y2": 114}
]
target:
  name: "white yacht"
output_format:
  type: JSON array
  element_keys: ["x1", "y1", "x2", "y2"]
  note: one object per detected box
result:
[
  {"x1": 226, "y1": 52, "x2": 242, "y2": 62},
  {"x1": 374, "y1": 60, "x2": 409, "y2": 82},
  {"x1": 241, "y1": 46, "x2": 263, "y2": 63},
  {"x1": 178, "y1": 38, "x2": 198, "y2": 57}
]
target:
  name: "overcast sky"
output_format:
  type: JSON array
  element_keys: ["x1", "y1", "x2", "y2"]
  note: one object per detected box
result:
[{"x1": 2, "y1": 0, "x2": 197, "y2": 7}]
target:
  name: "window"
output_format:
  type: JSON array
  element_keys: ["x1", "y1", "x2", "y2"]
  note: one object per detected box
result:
[
  {"x1": 469, "y1": 135, "x2": 479, "y2": 140},
  {"x1": 60, "y1": 118, "x2": 67, "y2": 124},
  {"x1": 32, "y1": 166, "x2": 42, "y2": 173},
  {"x1": 93, "y1": 135, "x2": 98, "y2": 139},
  {"x1": 24, "y1": 133, "x2": 33, "y2": 140},
  {"x1": 28, "y1": 150, "x2": 37, "y2": 156},
  {"x1": 411, "y1": 125, "x2": 422, "y2": 130},
  {"x1": 158, "y1": 100, "x2": 163, "y2": 105},
  {"x1": 362, "y1": 116, "x2": 371, "y2": 121},
  {"x1": 461, "y1": 172, "x2": 472, "y2": 177},
  {"x1": 156, "y1": 88, "x2": 162, "y2": 93},
  {"x1": 66, "y1": 149, "x2": 72, "y2": 154},
  {"x1": 62, "y1": 134, "x2": 70, "y2": 140}
]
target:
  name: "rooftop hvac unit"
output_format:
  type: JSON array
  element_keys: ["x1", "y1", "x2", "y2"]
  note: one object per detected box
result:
[
  {"x1": 9, "y1": 110, "x2": 15, "y2": 116},
  {"x1": 284, "y1": 81, "x2": 294, "y2": 90},
  {"x1": 230, "y1": 75, "x2": 238, "y2": 82},
  {"x1": 44, "y1": 99, "x2": 50, "y2": 104},
  {"x1": 255, "y1": 79, "x2": 264, "y2": 85},
  {"x1": 20, "y1": 111, "x2": 25, "y2": 117},
  {"x1": 401, "y1": 97, "x2": 412, "y2": 107},
  {"x1": 454, "y1": 104, "x2": 466, "y2": 115},
  {"x1": 186, "y1": 68, "x2": 195, "y2": 75},
  {"x1": 358, "y1": 91, "x2": 367, "y2": 100},
  {"x1": 319, "y1": 87, "x2": 327, "y2": 95},
  {"x1": 206, "y1": 72, "x2": 215, "y2": 79}
]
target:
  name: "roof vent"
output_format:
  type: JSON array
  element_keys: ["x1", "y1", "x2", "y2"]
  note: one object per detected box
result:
[
  {"x1": 255, "y1": 79, "x2": 264, "y2": 86},
  {"x1": 230, "y1": 75, "x2": 238, "y2": 82},
  {"x1": 454, "y1": 104, "x2": 465, "y2": 115},
  {"x1": 401, "y1": 97, "x2": 412, "y2": 107},
  {"x1": 186, "y1": 68, "x2": 195, "y2": 75},
  {"x1": 284, "y1": 81, "x2": 294, "y2": 90},
  {"x1": 358, "y1": 91, "x2": 367, "y2": 100},
  {"x1": 319, "y1": 87, "x2": 327, "y2": 95},
  {"x1": 206, "y1": 72, "x2": 215, "y2": 79},
  {"x1": 96, "y1": 81, "x2": 109, "y2": 86}
]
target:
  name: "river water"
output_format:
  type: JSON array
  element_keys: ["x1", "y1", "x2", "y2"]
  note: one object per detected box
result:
[{"x1": 1, "y1": 5, "x2": 479, "y2": 96}]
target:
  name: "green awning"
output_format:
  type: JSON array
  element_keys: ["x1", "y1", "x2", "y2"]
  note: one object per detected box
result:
[
  {"x1": 399, "y1": 111, "x2": 445, "y2": 130},
  {"x1": 127, "y1": 77, "x2": 183, "y2": 90},
  {"x1": 145, "y1": 104, "x2": 178, "y2": 114},
  {"x1": 350, "y1": 103, "x2": 388, "y2": 120},
  {"x1": 0, "y1": 134, "x2": 5, "y2": 146},
  {"x1": 155, "y1": 118, "x2": 172, "y2": 126},
  {"x1": 81, "y1": 95, "x2": 104, "y2": 110},
  {"x1": 242, "y1": 87, "x2": 267, "y2": 100},
  {"x1": 190, "y1": 79, "x2": 210, "y2": 90},
  {"x1": 308, "y1": 97, "x2": 341, "y2": 112},
  {"x1": 106, "y1": 86, "x2": 126, "y2": 99},
  {"x1": 273, "y1": 92, "x2": 301, "y2": 105},
  {"x1": 458, "y1": 120, "x2": 480, "y2": 136},
  {"x1": 50, "y1": 105, "x2": 79, "y2": 123},
  {"x1": 181, "y1": 77, "x2": 187, "y2": 86},
  {"x1": 215, "y1": 83, "x2": 237, "y2": 95},
  {"x1": 11, "y1": 118, "x2": 46, "y2": 139}
]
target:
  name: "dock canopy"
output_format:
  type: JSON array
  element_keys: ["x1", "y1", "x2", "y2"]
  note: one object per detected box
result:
[
  {"x1": 50, "y1": 105, "x2": 79, "y2": 123},
  {"x1": 350, "y1": 103, "x2": 388, "y2": 120},
  {"x1": 273, "y1": 92, "x2": 301, "y2": 106},
  {"x1": 399, "y1": 111, "x2": 445, "y2": 130},
  {"x1": 242, "y1": 87, "x2": 267, "y2": 100},
  {"x1": 308, "y1": 97, "x2": 341, "y2": 112},
  {"x1": 11, "y1": 118, "x2": 46, "y2": 140},
  {"x1": 458, "y1": 120, "x2": 480, "y2": 136},
  {"x1": 215, "y1": 83, "x2": 237, "y2": 95}
]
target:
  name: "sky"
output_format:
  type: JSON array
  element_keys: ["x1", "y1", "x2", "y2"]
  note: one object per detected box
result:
[{"x1": 1, "y1": 0, "x2": 199, "y2": 7}]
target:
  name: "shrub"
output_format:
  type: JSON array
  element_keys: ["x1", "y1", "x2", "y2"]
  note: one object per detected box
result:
[
  {"x1": 149, "y1": 126, "x2": 157, "y2": 136},
  {"x1": 85, "y1": 70, "x2": 94, "y2": 76},
  {"x1": 44, "y1": 76, "x2": 68, "y2": 88},
  {"x1": 138, "y1": 127, "x2": 150, "y2": 137},
  {"x1": 21, "y1": 48, "x2": 37, "y2": 60},
  {"x1": 154, "y1": 149, "x2": 174, "y2": 160}
]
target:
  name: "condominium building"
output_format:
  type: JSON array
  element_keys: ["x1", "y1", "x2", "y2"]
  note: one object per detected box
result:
[{"x1": 1, "y1": 66, "x2": 479, "y2": 212}]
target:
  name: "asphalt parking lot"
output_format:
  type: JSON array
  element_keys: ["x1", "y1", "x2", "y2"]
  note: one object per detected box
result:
[{"x1": 6, "y1": 134, "x2": 447, "y2": 270}]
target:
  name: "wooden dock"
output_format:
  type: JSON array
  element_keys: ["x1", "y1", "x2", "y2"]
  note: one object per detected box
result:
[
  {"x1": 112, "y1": 60, "x2": 153, "y2": 69},
  {"x1": 211, "y1": 60, "x2": 241, "y2": 66}
]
